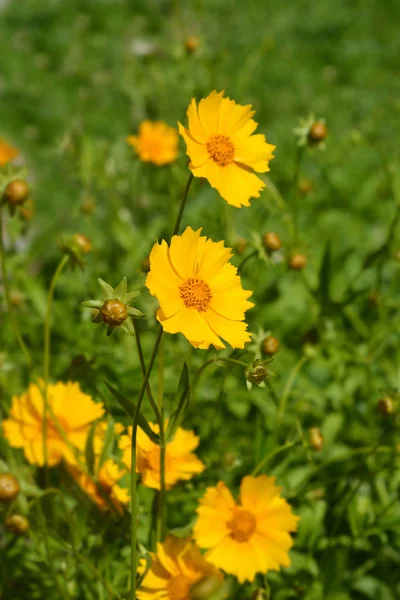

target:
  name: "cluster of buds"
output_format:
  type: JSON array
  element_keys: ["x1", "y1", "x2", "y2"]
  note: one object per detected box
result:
[
  {"x1": 294, "y1": 114, "x2": 328, "y2": 149},
  {"x1": 83, "y1": 277, "x2": 144, "y2": 336}
]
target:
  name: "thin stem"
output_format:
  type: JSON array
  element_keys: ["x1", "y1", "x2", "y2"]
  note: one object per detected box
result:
[
  {"x1": 252, "y1": 441, "x2": 301, "y2": 476},
  {"x1": 278, "y1": 355, "x2": 308, "y2": 424},
  {"x1": 0, "y1": 207, "x2": 32, "y2": 371},
  {"x1": 171, "y1": 173, "x2": 193, "y2": 237},
  {"x1": 42, "y1": 255, "x2": 69, "y2": 484},
  {"x1": 237, "y1": 249, "x2": 257, "y2": 274}
]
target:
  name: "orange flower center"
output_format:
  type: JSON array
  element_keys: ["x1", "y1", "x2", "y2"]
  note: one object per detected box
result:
[
  {"x1": 206, "y1": 134, "x2": 234, "y2": 167},
  {"x1": 167, "y1": 575, "x2": 191, "y2": 600},
  {"x1": 227, "y1": 508, "x2": 256, "y2": 542},
  {"x1": 179, "y1": 278, "x2": 212, "y2": 312}
]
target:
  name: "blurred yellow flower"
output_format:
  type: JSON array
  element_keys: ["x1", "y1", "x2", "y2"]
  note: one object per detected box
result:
[
  {"x1": 194, "y1": 475, "x2": 299, "y2": 583},
  {"x1": 178, "y1": 90, "x2": 275, "y2": 207},
  {"x1": 0, "y1": 137, "x2": 18, "y2": 166},
  {"x1": 2, "y1": 382, "x2": 104, "y2": 467},
  {"x1": 146, "y1": 226, "x2": 254, "y2": 349},
  {"x1": 127, "y1": 120, "x2": 178, "y2": 166},
  {"x1": 68, "y1": 459, "x2": 129, "y2": 512},
  {"x1": 119, "y1": 422, "x2": 205, "y2": 490},
  {"x1": 137, "y1": 536, "x2": 223, "y2": 600}
]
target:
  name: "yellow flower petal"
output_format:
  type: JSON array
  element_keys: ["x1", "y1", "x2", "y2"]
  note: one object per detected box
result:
[{"x1": 127, "y1": 120, "x2": 178, "y2": 166}]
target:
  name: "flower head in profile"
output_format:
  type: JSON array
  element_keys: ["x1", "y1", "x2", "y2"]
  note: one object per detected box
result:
[
  {"x1": 0, "y1": 137, "x2": 18, "y2": 166},
  {"x1": 2, "y1": 382, "x2": 104, "y2": 466},
  {"x1": 119, "y1": 422, "x2": 205, "y2": 490},
  {"x1": 194, "y1": 475, "x2": 299, "y2": 583},
  {"x1": 146, "y1": 226, "x2": 254, "y2": 350},
  {"x1": 137, "y1": 536, "x2": 223, "y2": 600},
  {"x1": 127, "y1": 120, "x2": 178, "y2": 166},
  {"x1": 67, "y1": 420, "x2": 129, "y2": 512},
  {"x1": 178, "y1": 90, "x2": 275, "y2": 207}
]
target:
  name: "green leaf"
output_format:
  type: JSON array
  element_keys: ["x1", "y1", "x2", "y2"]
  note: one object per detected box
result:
[
  {"x1": 105, "y1": 383, "x2": 160, "y2": 444},
  {"x1": 85, "y1": 422, "x2": 97, "y2": 475},
  {"x1": 98, "y1": 277, "x2": 115, "y2": 299},
  {"x1": 165, "y1": 363, "x2": 190, "y2": 442}
]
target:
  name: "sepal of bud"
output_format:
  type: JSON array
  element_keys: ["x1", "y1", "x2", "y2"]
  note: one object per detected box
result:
[
  {"x1": 245, "y1": 359, "x2": 270, "y2": 390},
  {"x1": 82, "y1": 277, "x2": 144, "y2": 337}
]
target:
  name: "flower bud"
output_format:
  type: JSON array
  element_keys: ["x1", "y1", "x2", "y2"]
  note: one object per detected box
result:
[
  {"x1": 298, "y1": 178, "x2": 314, "y2": 195},
  {"x1": 263, "y1": 231, "x2": 281, "y2": 252},
  {"x1": 289, "y1": 254, "x2": 307, "y2": 270},
  {"x1": 245, "y1": 360, "x2": 268, "y2": 388},
  {"x1": 308, "y1": 121, "x2": 328, "y2": 144},
  {"x1": 185, "y1": 36, "x2": 200, "y2": 54},
  {"x1": 141, "y1": 256, "x2": 151, "y2": 273},
  {"x1": 4, "y1": 514, "x2": 29, "y2": 535},
  {"x1": 73, "y1": 233, "x2": 92, "y2": 254},
  {"x1": 0, "y1": 473, "x2": 20, "y2": 503},
  {"x1": 100, "y1": 299, "x2": 128, "y2": 326},
  {"x1": 262, "y1": 335, "x2": 280, "y2": 356},
  {"x1": 81, "y1": 197, "x2": 95, "y2": 215},
  {"x1": 234, "y1": 238, "x2": 247, "y2": 255},
  {"x1": 3, "y1": 180, "x2": 30, "y2": 206},
  {"x1": 309, "y1": 427, "x2": 324, "y2": 451},
  {"x1": 378, "y1": 396, "x2": 394, "y2": 416}
]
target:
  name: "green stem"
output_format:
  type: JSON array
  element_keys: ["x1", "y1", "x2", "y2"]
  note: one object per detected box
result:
[
  {"x1": 171, "y1": 173, "x2": 193, "y2": 237},
  {"x1": 237, "y1": 249, "x2": 257, "y2": 274},
  {"x1": 0, "y1": 207, "x2": 32, "y2": 371},
  {"x1": 252, "y1": 441, "x2": 301, "y2": 476},
  {"x1": 42, "y1": 255, "x2": 69, "y2": 484},
  {"x1": 277, "y1": 355, "x2": 308, "y2": 424}
]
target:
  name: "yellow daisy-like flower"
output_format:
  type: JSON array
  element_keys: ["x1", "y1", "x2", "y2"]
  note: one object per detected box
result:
[
  {"x1": 194, "y1": 475, "x2": 300, "y2": 583},
  {"x1": 68, "y1": 459, "x2": 129, "y2": 512},
  {"x1": 0, "y1": 137, "x2": 18, "y2": 166},
  {"x1": 127, "y1": 120, "x2": 178, "y2": 166},
  {"x1": 137, "y1": 536, "x2": 223, "y2": 600},
  {"x1": 178, "y1": 90, "x2": 275, "y2": 207},
  {"x1": 146, "y1": 226, "x2": 254, "y2": 350},
  {"x1": 2, "y1": 382, "x2": 104, "y2": 467},
  {"x1": 119, "y1": 422, "x2": 205, "y2": 490}
]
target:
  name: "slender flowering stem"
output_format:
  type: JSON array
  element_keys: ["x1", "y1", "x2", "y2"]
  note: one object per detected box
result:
[
  {"x1": 252, "y1": 440, "x2": 301, "y2": 476},
  {"x1": 237, "y1": 249, "x2": 257, "y2": 274},
  {"x1": 42, "y1": 255, "x2": 69, "y2": 484},
  {"x1": 0, "y1": 207, "x2": 32, "y2": 371},
  {"x1": 171, "y1": 172, "x2": 193, "y2": 237}
]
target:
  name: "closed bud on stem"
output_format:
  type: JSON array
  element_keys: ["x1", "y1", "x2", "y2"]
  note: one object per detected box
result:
[
  {"x1": 298, "y1": 178, "x2": 314, "y2": 195},
  {"x1": 308, "y1": 121, "x2": 328, "y2": 143},
  {"x1": 234, "y1": 238, "x2": 248, "y2": 255},
  {"x1": 184, "y1": 36, "x2": 200, "y2": 54},
  {"x1": 81, "y1": 197, "x2": 95, "y2": 215},
  {"x1": 3, "y1": 180, "x2": 30, "y2": 206},
  {"x1": 245, "y1": 360, "x2": 269, "y2": 389},
  {"x1": 378, "y1": 396, "x2": 394, "y2": 416},
  {"x1": 100, "y1": 299, "x2": 128, "y2": 326},
  {"x1": 4, "y1": 514, "x2": 29, "y2": 535},
  {"x1": 289, "y1": 254, "x2": 307, "y2": 270},
  {"x1": 141, "y1": 255, "x2": 151, "y2": 273},
  {"x1": 262, "y1": 335, "x2": 280, "y2": 356},
  {"x1": 263, "y1": 231, "x2": 281, "y2": 252},
  {"x1": 73, "y1": 233, "x2": 92, "y2": 254},
  {"x1": 309, "y1": 427, "x2": 324, "y2": 451},
  {"x1": 0, "y1": 473, "x2": 20, "y2": 503}
]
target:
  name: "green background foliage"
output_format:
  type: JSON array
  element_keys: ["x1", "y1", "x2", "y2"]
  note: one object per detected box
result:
[{"x1": 0, "y1": 0, "x2": 399, "y2": 599}]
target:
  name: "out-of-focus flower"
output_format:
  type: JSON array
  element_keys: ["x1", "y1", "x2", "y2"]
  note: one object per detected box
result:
[
  {"x1": 68, "y1": 459, "x2": 129, "y2": 512},
  {"x1": 178, "y1": 90, "x2": 275, "y2": 207},
  {"x1": 127, "y1": 121, "x2": 178, "y2": 166},
  {"x1": 137, "y1": 537, "x2": 223, "y2": 600},
  {"x1": 2, "y1": 381, "x2": 104, "y2": 467},
  {"x1": 119, "y1": 422, "x2": 205, "y2": 490},
  {"x1": 194, "y1": 475, "x2": 299, "y2": 583},
  {"x1": 146, "y1": 226, "x2": 254, "y2": 349},
  {"x1": 0, "y1": 138, "x2": 18, "y2": 166}
]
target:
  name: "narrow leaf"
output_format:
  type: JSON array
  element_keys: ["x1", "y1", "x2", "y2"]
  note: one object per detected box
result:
[
  {"x1": 85, "y1": 422, "x2": 97, "y2": 475},
  {"x1": 97, "y1": 418, "x2": 115, "y2": 473},
  {"x1": 165, "y1": 363, "x2": 190, "y2": 442},
  {"x1": 105, "y1": 383, "x2": 160, "y2": 444}
]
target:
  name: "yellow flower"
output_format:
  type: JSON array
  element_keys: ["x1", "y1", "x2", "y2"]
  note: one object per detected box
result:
[
  {"x1": 2, "y1": 382, "x2": 104, "y2": 467},
  {"x1": 146, "y1": 226, "x2": 254, "y2": 350},
  {"x1": 119, "y1": 422, "x2": 205, "y2": 490},
  {"x1": 0, "y1": 137, "x2": 18, "y2": 166},
  {"x1": 127, "y1": 120, "x2": 178, "y2": 166},
  {"x1": 194, "y1": 475, "x2": 299, "y2": 583},
  {"x1": 178, "y1": 90, "x2": 275, "y2": 207},
  {"x1": 137, "y1": 536, "x2": 223, "y2": 600},
  {"x1": 68, "y1": 459, "x2": 129, "y2": 512}
]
